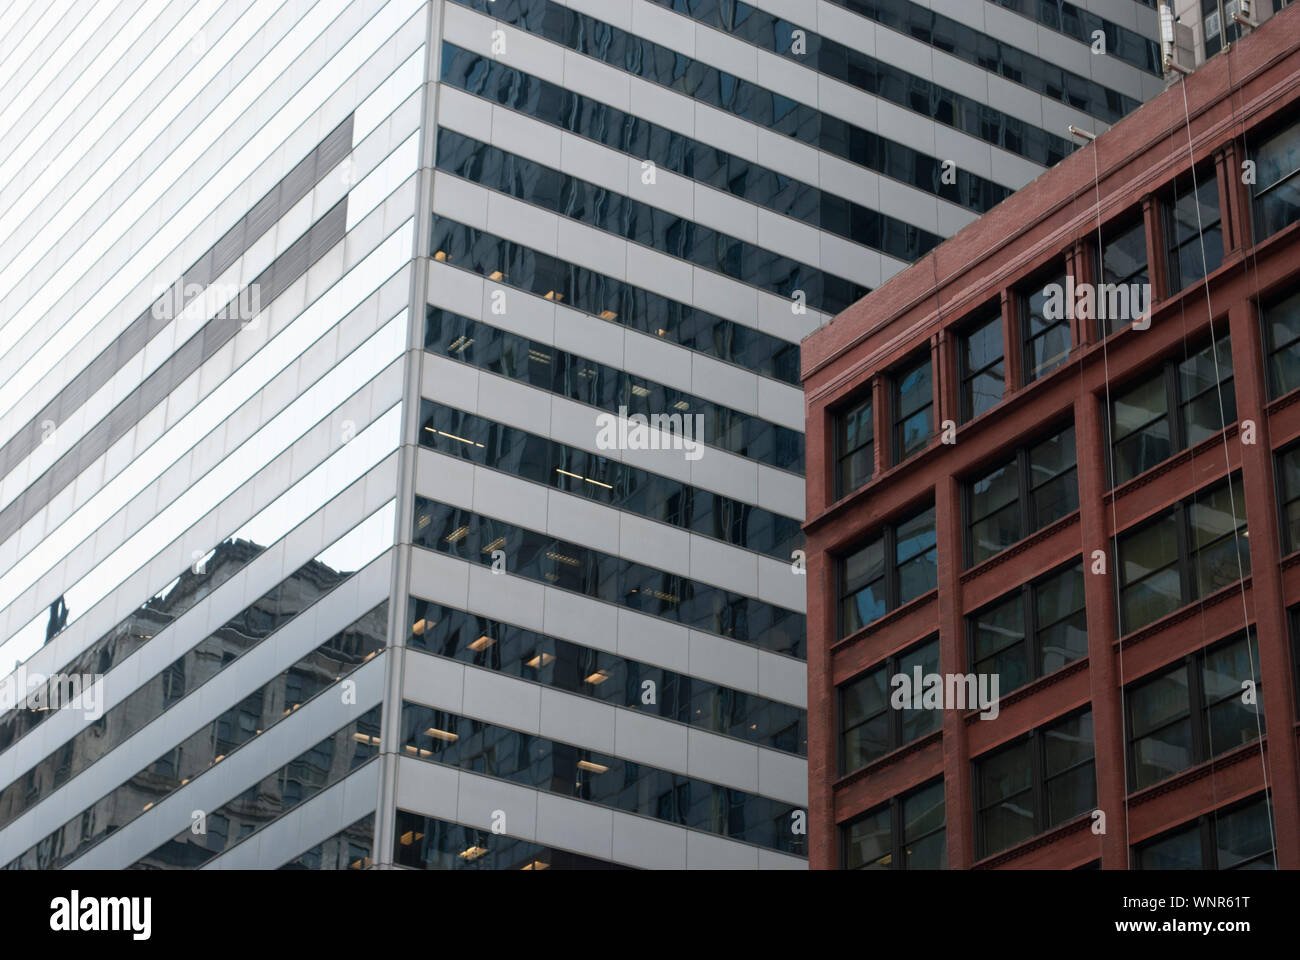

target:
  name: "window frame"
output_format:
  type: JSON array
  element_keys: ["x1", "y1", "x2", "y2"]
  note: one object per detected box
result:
[
  {"x1": 1114, "y1": 473, "x2": 1249, "y2": 633},
  {"x1": 1134, "y1": 793, "x2": 1275, "y2": 869},
  {"x1": 837, "y1": 506, "x2": 938, "y2": 637},
  {"x1": 1162, "y1": 170, "x2": 1224, "y2": 293},
  {"x1": 964, "y1": 422, "x2": 1079, "y2": 567},
  {"x1": 1274, "y1": 441, "x2": 1300, "y2": 556},
  {"x1": 891, "y1": 353, "x2": 934, "y2": 466},
  {"x1": 1125, "y1": 629, "x2": 1264, "y2": 791},
  {"x1": 1250, "y1": 116, "x2": 1300, "y2": 242},
  {"x1": 973, "y1": 708, "x2": 1096, "y2": 860},
  {"x1": 1019, "y1": 267, "x2": 1072, "y2": 384},
  {"x1": 1106, "y1": 332, "x2": 1236, "y2": 487},
  {"x1": 966, "y1": 557, "x2": 1088, "y2": 693},
  {"x1": 839, "y1": 778, "x2": 946, "y2": 870},
  {"x1": 834, "y1": 392, "x2": 875, "y2": 500},
  {"x1": 837, "y1": 636, "x2": 941, "y2": 777},
  {"x1": 958, "y1": 310, "x2": 1005, "y2": 422},
  {"x1": 1262, "y1": 289, "x2": 1300, "y2": 401},
  {"x1": 1096, "y1": 215, "x2": 1151, "y2": 339}
]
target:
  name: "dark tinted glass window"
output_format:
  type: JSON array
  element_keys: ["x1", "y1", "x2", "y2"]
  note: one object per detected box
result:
[
  {"x1": 1136, "y1": 794, "x2": 1274, "y2": 869},
  {"x1": 840, "y1": 507, "x2": 937, "y2": 636},
  {"x1": 841, "y1": 779, "x2": 946, "y2": 869},
  {"x1": 893, "y1": 356, "x2": 933, "y2": 463},
  {"x1": 1277, "y1": 443, "x2": 1300, "y2": 554},
  {"x1": 839, "y1": 638, "x2": 940, "y2": 774},
  {"x1": 1264, "y1": 290, "x2": 1300, "y2": 399},
  {"x1": 969, "y1": 560, "x2": 1087, "y2": 694},
  {"x1": 1251, "y1": 120, "x2": 1300, "y2": 240},
  {"x1": 1110, "y1": 334, "x2": 1235, "y2": 484},
  {"x1": 837, "y1": 397, "x2": 873, "y2": 497},
  {"x1": 1165, "y1": 176, "x2": 1223, "y2": 291},
  {"x1": 960, "y1": 313, "x2": 1004, "y2": 420},
  {"x1": 1099, "y1": 219, "x2": 1150, "y2": 337},
  {"x1": 975, "y1": 710, "x2": 1096, "y2": 858},
  {"x1": 1117, "y1": 476, "x2": 1249, "y2": 632},
  {"x1": 1022, "y1": 271, "x2": 1071, "y2": 382},
  {"x1": 967, "y1": 425, "x2": 1078, "y2": 565},
  {"x1": 1127, "y1": 631, "x2": 1263, "y2": 790}
]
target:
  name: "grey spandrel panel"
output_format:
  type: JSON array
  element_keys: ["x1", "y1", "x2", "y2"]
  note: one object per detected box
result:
[
  {"x1": 246, "y1": 185, "x2": 282, "y2": 243},
  {"x1": 310, "y1": 201, "x2": 348, "y2": 259},
  {"x1": 183, "y1": 248, "x2": 215, "y2": 291},
  {"x1": 113, "y1": 318, "x2": 151, "y2": 377},
  {"x1": 272, "y1": 235, "x2": 312, "y2": 302},
  {"x1": 317, "y1": 115, "x2": 354, "y2": 173},
  {"x1": 211, "y1": 217, "x2": 249, "y2": 280},
  {"x1": 45, "y1": 454, "x2": 79, "y2": 506},
  {"x1": 170, "y1": 336, "x2": 204, "y2": 384},
  {"x1": 137, "y1": 362, "x2": 173, "y2": 415},
  {"x1": 281, "y1": 153, "x2": 319, "y2": 213}
]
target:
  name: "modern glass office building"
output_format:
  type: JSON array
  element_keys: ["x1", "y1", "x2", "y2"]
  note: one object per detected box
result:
[{"x1": 0, "y1": 0, "x2": 1161, "y2": 869}]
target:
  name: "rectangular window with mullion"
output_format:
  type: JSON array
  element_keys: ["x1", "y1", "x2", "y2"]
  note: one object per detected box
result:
[
  {"x1": 1021, "y1": 270, "x2": 1071, "y2": 383},
  {"x1": 1116, "y1": 475, "x2": 1249, "y2": 632},
  {"x1": 1164, "y1": 174, "x2": 1223, "y2": 292},
  {"x1": 959, "y1": 312, "x2": 1004, "y2": 421},
  {"x1": 835, "y1": 396, "x2": 874, "y2": 499},
  {"x1": 974, "y1": 710, "x2": 1096, "y2": 859},
  {"x1": 1109, "y1": 333, "x2": 1236, "y2": 485},
  {"x1": 1263, "y1": 289, "x2": 1300, "y2": 400},
  {"x1": 839, "y1": 507, "x2": 938, "y2": 636},
  {"x1": 968, "y1": 560, "x2": 1087, "y2": 694},
  {"x1": 1127, "y1": 630, "x2": 1264, "y2": 790},
  {"x1": 1098, "y1": 218, "x2": 1150, "y2": 338},
  {"x1": 1136, "y1": 794, "x2": 1275, "y2": 869},
  {"x1": 837, "y1": 637, "x2": 941, "y2": 775},
  {"x1": 840, "y1": 778, "x2": 946, "y2": 869},
  {"x1": 967, "y1": 425, "x2": 1079, "y2": 566},
  {"x1": 1276, "y1": 442, "x2": 1300, "y2": 554},
  {"x1": 892, "y1": 355, "x2": 933, "y2": 464},
  {"x1": 1250, "y1": 118, "x2": 1300, "y2": 241}
]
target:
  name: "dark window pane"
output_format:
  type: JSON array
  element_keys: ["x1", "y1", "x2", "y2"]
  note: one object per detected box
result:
[
  {"x1": 1217, "y1": 800, "x2": 1275, "y2": 869},
  {"x1": 899, "y1": 639, "x2": 941, "y2": 742},
  {"x1": 843, "y1": 807, "x2": 892, "y2": 869},
  {"x1": 1139, "y1": 823, "x2": 1202, "y2": 869},
  {"x1": 838, "y1": 398, "x2": 873, "y2": 495},
  {"x1": 1167, "y1": 178, "x2": 1222, "y2": 289},
  {"x1": 894, "y1": 358, "x2": 933, "y2": 460},
  {"x1": 1266, "y1": 290, "x2": 1300, "y2": 399},
  {"x1": 962, "y1": 314, "x2": 1004, "y2": 419},
  {"x1": 1252, "y1": 122, "x2": 1300, "y2": 241}
]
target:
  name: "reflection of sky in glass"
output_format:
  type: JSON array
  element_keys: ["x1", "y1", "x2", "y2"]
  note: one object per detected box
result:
[
  {"x1": 0, "y1": 0, "x2": 423, "y2": 423},
  {"x1": 0, "y1": 233, "x2": 409, "y2": 620},
  {"x1": 0, "y1": 292, "x2": 406, "y2": 678}
]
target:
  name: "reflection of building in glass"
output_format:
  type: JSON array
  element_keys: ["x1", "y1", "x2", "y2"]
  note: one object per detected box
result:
[{"x1": 0, "y1": 0, "x2": 1165, "y2": 868}]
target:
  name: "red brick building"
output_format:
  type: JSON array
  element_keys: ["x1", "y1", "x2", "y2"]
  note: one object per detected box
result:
[{"x1": 802, "y1": 5, "x2": 1300, "y2": 870}]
